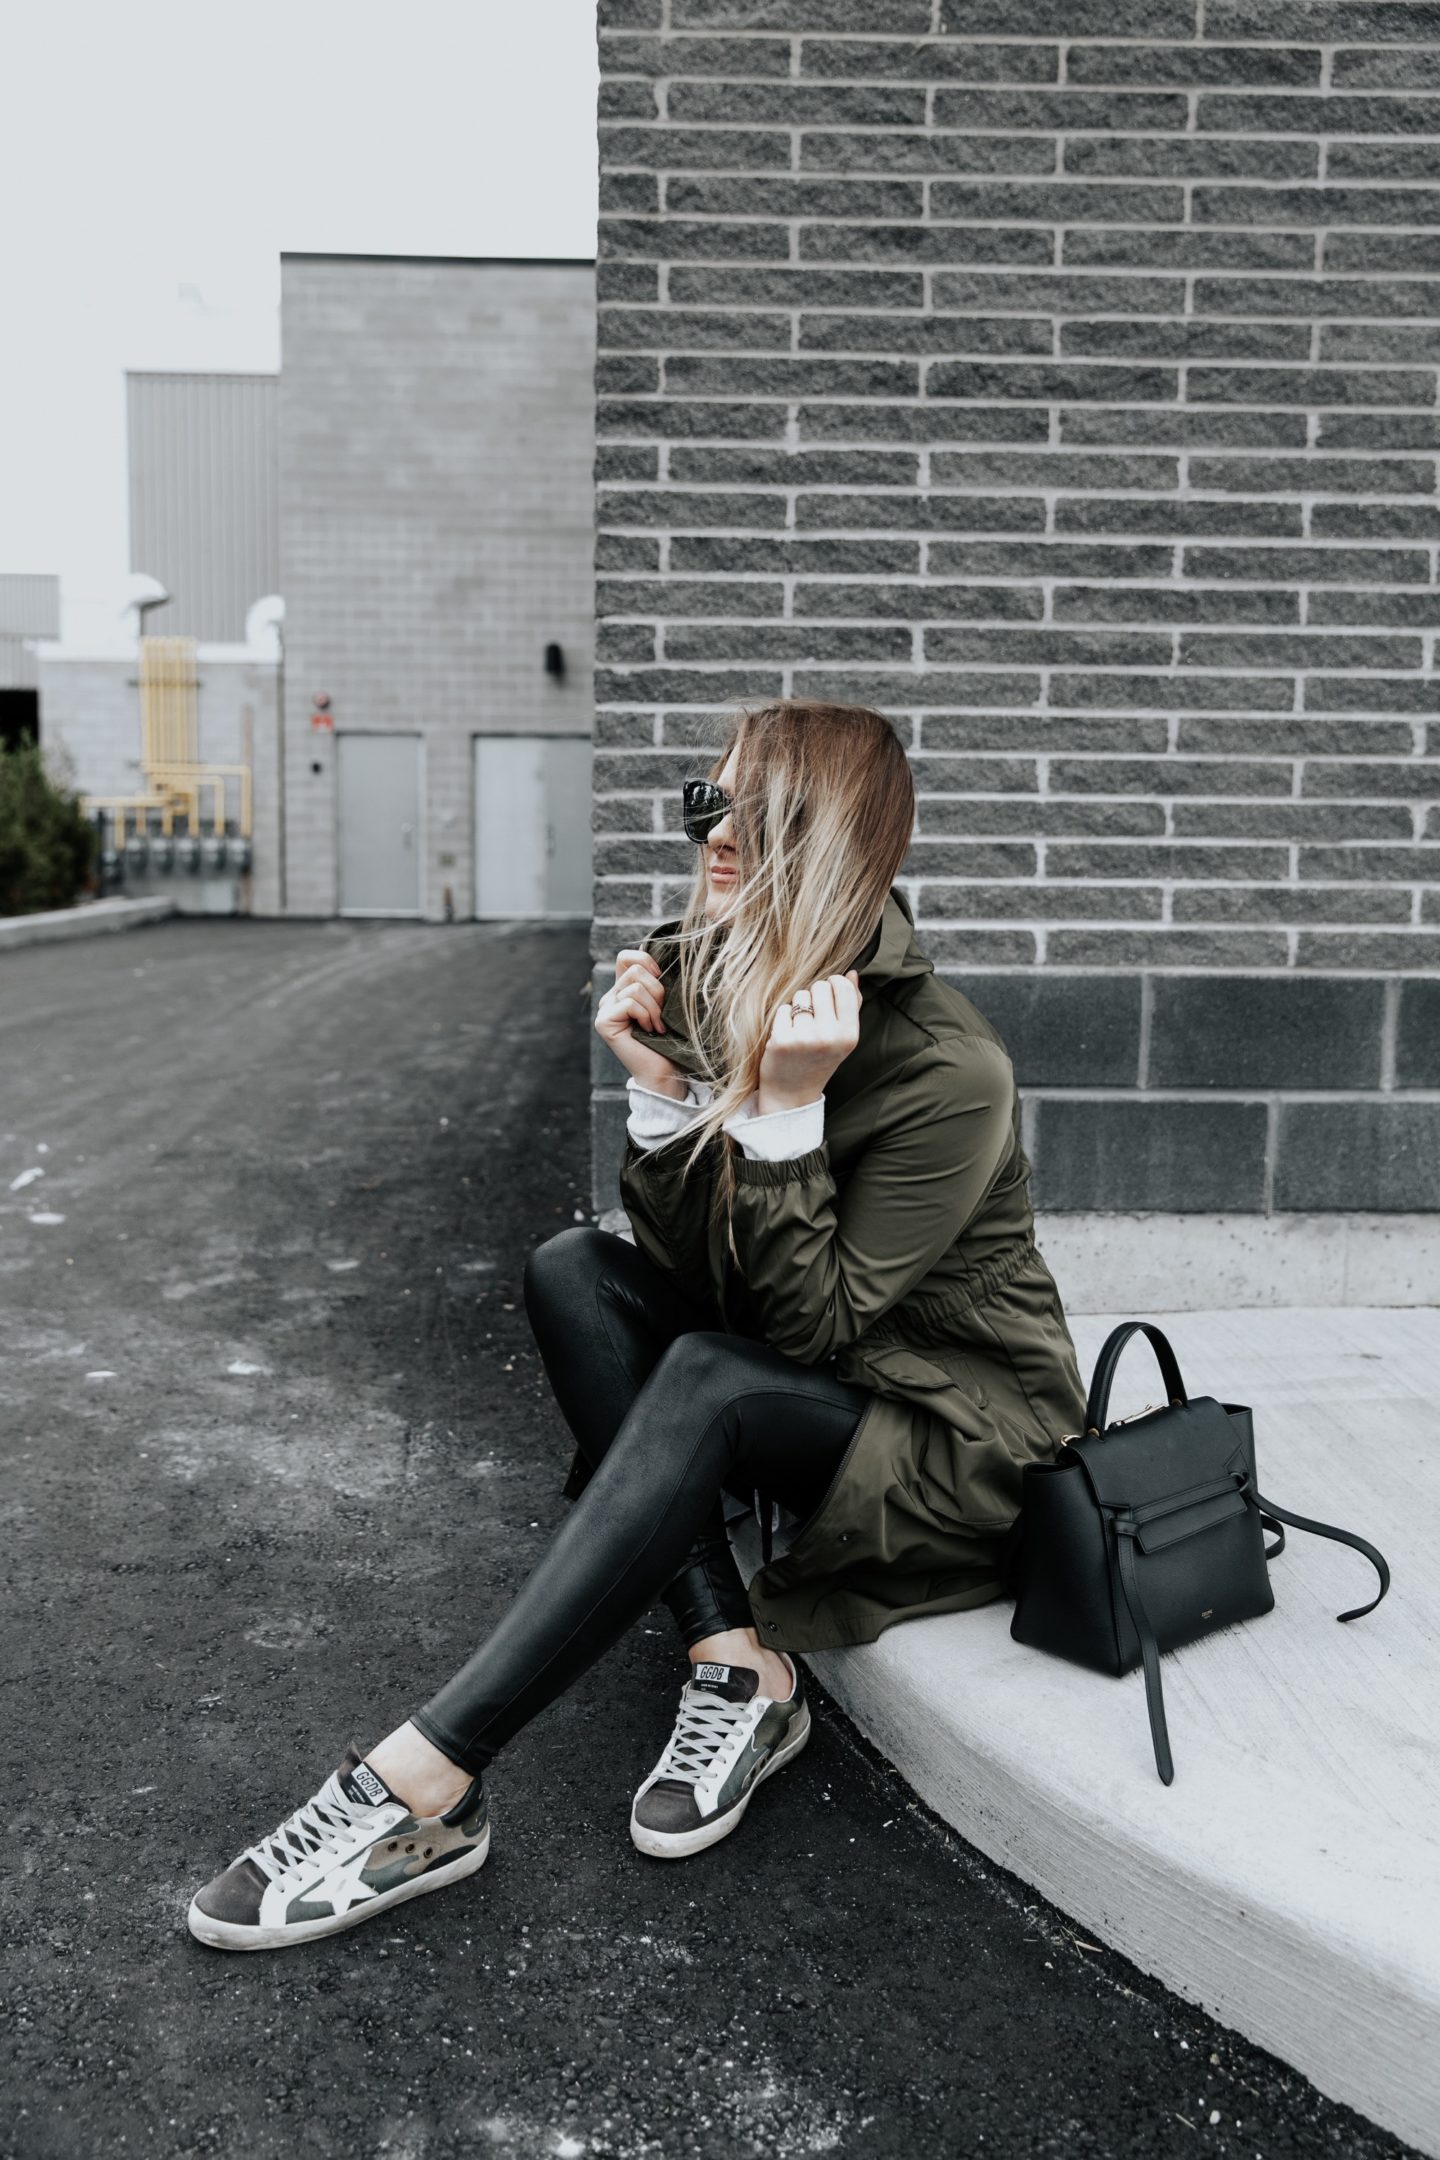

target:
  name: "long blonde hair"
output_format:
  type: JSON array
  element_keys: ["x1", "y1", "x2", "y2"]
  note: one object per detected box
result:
[{"x1": 656, "y1": 699, "x2": 917, "y2": 1257}]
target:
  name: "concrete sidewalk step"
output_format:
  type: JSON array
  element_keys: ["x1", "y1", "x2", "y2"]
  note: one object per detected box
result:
[{"x1": 731, "y1": 1307, "x2": 1440, "y2": 2159}]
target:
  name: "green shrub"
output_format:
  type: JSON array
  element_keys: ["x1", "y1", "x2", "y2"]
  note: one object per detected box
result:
[{"x1": 0, "y1": 740, "x2": 99, "y2": 916}]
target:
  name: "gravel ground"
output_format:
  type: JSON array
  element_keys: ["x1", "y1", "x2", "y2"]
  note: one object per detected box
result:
[{"x1": 0, "y1": 918, "x2": 1419, "y2": 2160}]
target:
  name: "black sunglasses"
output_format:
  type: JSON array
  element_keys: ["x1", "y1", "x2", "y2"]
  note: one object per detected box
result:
[{"x1": 682, "y1": 777, "x2": 733, "y2": 845}]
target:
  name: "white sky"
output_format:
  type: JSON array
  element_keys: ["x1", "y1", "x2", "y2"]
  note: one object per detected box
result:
[{"x1": 0, "y1": 0, "x2": 600, "y2": 647}]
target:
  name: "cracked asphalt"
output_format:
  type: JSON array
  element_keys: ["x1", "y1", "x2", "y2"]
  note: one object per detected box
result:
[{"x1": 0, "y1": 918, "x2": 1420, "y2": 2160}]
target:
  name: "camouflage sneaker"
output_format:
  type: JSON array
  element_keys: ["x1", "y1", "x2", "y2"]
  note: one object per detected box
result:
[
  {"x1": 630, "y1": 1654, "x2": 810, "y2": 1859},
  {"x1": 186, "y1": 1743, "x2": 490, "y2": 1951}
]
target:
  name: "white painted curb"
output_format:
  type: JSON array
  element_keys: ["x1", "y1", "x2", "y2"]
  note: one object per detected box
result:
[
  {"x1": 730, "y1": 1307, "x2": 1440, "y2": 2159},
  {"x1": 0, "y1": 897, "x2": 175, "y2": 951}
]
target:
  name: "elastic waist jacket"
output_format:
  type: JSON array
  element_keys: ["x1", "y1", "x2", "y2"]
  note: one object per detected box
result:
[{"x1": 594, "y1": 885, "x2": 1088, "y2": 1655}]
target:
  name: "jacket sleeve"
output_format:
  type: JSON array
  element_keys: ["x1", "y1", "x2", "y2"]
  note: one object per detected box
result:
[
  {"x1": 617, "y1": 1123, "x2": 721, "y2": 1311},
  {"x1": 620, "y1": 1084, "x2": 826, "y2": 1296},
  {"x1": 725, "y1": 1041, "x2": 1015, "y2": 1364}
]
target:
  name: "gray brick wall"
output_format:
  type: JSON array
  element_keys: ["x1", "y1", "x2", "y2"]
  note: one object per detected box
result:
[{"x1": 592, "y1": 0, "x2": 1440, "y2": 1216}]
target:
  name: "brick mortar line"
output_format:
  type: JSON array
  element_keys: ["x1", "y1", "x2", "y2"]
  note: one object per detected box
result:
[
  {"x1": 588, "y1": 956, "x2": 1439, "y2": 983},
  {"x1": 595, "y1": 483, "x2": 1440, "y2": 492},
  {"x1": 630, "y1": 389, "x2": 1440, "y2": 408},
  {"x1": 597, "y1": 588, "x2": 1440, "y2": 600},
  {"x1": 601, "y1": 74, "x2": 1440, "y2": 98},
  {"x1": 990, "y1": 1086, "x2": 1440, "y2": 1102},
  {"x1": 605, "y1": 788, "x2": 1430, "y2": 805},
  {"x1": 1262, "y1": 1098, "x2": 1280, "y2": 1208},
  {"x1": 598, "y1": 651, "x2": 1436, "y2": 665},
  {"x1": 596, "y1": 505, "x2": 1434, "y2": 517},
  {"x1": 595, "y1": 493, "x2": 1440, "y2": 508},
  {"x1": 605, "y1": 209, "x2": 1440, "y2": 228},
  {"x1": 611, "y1": 138, "x2": 1440, "y2": 161},
  {"x1": 588, "y1": 1062, "x2": 1440, "y2": 1102},
  {"x1": 600, "y1": 47, "x2": 1435, "y2": 70},
  {"x1": 602, "y1": 29, "x2": 1439, "y2": 46},
  {"x1": 591, "y1": 862, "x2": 1437, "y2": 883},
  {"x1": 599, "y1": 304, "x2": 1440, "y2": 320},
  {"x1": 596, "y1": 394, "x2": 1440, "y2": 413},
  {"x1": 598, "y1": 94, "x2": 1440, "y2": 111},
  {"x1": 604, "y1": 120, "x2": 1440, "y2": 133},
  {"x1": 595, "y1": 442, "x2": 1440, "y2": 453},
  {"x1": 603, "y1": 149, "x2": 1440, "y2": 176},
  {"x1": 608, "y1": 165, "x2": 1440, "y2": 187}
]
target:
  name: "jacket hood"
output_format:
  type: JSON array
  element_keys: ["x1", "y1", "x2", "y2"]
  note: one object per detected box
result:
[
  {"x1": 856, "y1": 883, "x2": 934, "y2": 992},
  {"x1": 626, "y1": 886, "x2": 932, "y2": 1079}
]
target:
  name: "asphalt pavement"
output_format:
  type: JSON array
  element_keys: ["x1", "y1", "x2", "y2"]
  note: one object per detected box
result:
[{"x1": 0, "y1": 918, "x2": 1420, "y2": 2160}]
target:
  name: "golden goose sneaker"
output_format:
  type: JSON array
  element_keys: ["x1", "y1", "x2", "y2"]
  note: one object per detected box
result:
[
  {"x1": 186, "y1": 1744, "x2": 489, "y2": 1951},
  {"x1": 630, "y1": 1655, "x2": 810, "y2": 1859}
]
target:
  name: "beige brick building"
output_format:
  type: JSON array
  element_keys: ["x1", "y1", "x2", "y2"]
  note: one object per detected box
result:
[{"x1": 277, "y1": 253, "x2": 597, "y2": 921}]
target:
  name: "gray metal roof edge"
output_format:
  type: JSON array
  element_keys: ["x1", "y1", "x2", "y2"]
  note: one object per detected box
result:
[
  {"x1": 278, "y1": 250, "x2": 594, "y2": 268},
  {"x1": 124, "y1": 369, "x2": 278, "y2": 380}
]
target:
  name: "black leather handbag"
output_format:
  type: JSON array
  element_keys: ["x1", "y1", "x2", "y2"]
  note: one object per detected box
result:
[{"x1": 1004, "y1": 1319, "x2": 1390, "y2": 1784}]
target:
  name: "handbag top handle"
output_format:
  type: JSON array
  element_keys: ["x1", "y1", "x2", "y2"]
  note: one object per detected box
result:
[{"x1": 1084, "y1": 1320, "x2": 1189, "y2": 1436}]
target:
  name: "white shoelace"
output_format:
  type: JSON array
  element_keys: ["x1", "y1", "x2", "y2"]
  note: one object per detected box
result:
[
  {"x1": 656, "y1": 1688, "x2": 755, "y2": 1787},
  {"x1": 243, "y1": 1776, "x2": 374, "y2": 1884}
]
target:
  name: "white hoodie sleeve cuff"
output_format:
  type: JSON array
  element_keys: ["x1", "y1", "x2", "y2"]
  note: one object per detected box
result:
[
  {"x1": 721, "y1": 1091, "x2": 826, "y2": 1163},
  {"x1": 625, "y1": 1073, "x2": 715, "y2": 1152}
]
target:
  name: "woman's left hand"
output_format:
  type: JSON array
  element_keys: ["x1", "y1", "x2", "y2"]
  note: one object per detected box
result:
[{"x1": 755, "y1": 969, "x2": 863, "y2": 1116}]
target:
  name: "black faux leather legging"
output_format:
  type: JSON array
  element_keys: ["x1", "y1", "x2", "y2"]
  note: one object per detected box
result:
[{"x1": 408, "y1": 1224, "x2": 872, "y2": 1777}]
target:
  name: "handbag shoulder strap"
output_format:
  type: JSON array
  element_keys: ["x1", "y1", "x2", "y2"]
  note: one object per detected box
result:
[
  {"x1": 1246, "y1": 1485, "x2": 1390, "y2": 1620},
  {"x1": 1115, "y1": 1485, "x2": 1391, "y2": 1786},
  {"x1": 1113, "y1": 1490, "x2": 1389, "y2": 1787},
  {"x1": 1112, "y1": 1518, "x2": 1175, "y2": 1785}
]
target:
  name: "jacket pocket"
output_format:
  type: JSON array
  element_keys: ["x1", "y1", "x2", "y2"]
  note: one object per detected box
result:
[
  {"x1": 904, "y1": 1416, "x2": 1029, "y2": 1535},
  {"x1": 838, "y1": 1340, "x2": 961, "y2": 1398},
  {"x1": 842, "y1": 1337, "x2": 999, "y2": 1419},
  {"x1": 842, "y1": 1343, "x2": 1021, "y2": 1533}
]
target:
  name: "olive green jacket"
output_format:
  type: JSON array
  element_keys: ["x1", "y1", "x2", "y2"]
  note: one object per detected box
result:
[{"x1": 596, "y1": 885, "x2": 1087, "y2": 1655}]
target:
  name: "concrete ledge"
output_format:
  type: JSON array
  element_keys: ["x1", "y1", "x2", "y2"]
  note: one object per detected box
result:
[
  {"x1": 1037, "y1": 1211, "x2": 1440, "y2": 1310},
  {"x1": 729, "y1": 1308, "x2": 1440, "y2": 2158},
  {"x1": 0, "y1": 896, "x2": 176, "y2": 951}
]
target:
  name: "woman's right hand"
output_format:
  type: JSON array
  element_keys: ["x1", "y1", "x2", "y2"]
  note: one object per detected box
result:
[{"x1": 595, "y1": 947, "x2": 688, "y2": 1093}]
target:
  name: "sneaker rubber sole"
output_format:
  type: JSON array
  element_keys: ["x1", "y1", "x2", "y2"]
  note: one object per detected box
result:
[
  {"x1": 630, "y1": 1699, "x2": 812, "y2": 1860},
  {"x1": 185, "y1": 1822, "x2": 491, "y2": 1951}
]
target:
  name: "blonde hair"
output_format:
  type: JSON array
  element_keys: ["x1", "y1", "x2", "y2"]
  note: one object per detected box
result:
[{"x1": 656, "y1": 698, "x2": 917, "y2": 1258}]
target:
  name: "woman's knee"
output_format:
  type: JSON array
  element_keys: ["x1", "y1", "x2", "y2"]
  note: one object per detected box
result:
[
  {"x1": 597, "y1": 1332, "x2": 742, "y2": 1491},
  {"x1": 646, "y1": 1329, "x2": 753, "y2": 1416},
  {"x1": 523, "y1": 1223, "x2": 612, "y2": 1313}
]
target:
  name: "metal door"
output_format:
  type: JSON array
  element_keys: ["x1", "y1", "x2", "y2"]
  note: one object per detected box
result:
[
  {"x1": 337, "y1": 733, "x2": 421, "y2": 916},
  {"x1": 474, "y1": 733, "x2": 592, "y2": 919}
]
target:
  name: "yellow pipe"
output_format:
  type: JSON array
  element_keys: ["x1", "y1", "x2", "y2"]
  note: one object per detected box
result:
[
  {"x1": 120, "y1": 635, "x2": 257, "y2": 850},
  {"x1": 148, "y1": 762, "x2": 253, "y2": 839}
]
